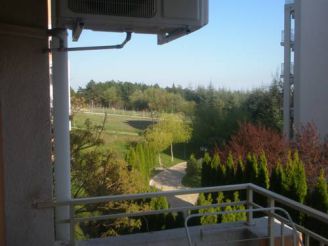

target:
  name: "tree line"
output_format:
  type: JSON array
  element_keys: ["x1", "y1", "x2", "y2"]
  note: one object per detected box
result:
[{"x1": 72, "y1": 78, "x2": 283, "y2": 148}]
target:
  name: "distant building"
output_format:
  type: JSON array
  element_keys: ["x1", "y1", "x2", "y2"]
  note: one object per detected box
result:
[{"x1": 282, "y1": 0, "x2": 328, "y2": 139}]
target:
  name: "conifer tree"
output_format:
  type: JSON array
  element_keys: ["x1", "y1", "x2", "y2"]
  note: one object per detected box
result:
[
  {"x1": 198, "y1": 193, "x2": 217, "y2": 225},
  {"x1": 226, "y1": 153, "x2": 235, "y2": 184},
  {"x1": 222, "y1": 199, "x2": 236, "y2": 223},
  {"x1": 257, "y1": 152, "x2": 270, "y2": 189},
  {"x1": 310, "y1": 170, "x2": 328, "y2": 213},
  {"x1": 270, "y1": 161, "x2": 286, "y2": 195},
  {"x1": 244, "y1": 153, "x2": 258, "y2": 184},
  {"x1": 233, "y1": 192, "x2": 247, "y2": 222},
  {"x1": 305, "y1": 170, "x2": 328, "y2": 239},
  {"x1": 216, "y1": 192, "x2": 225, "y2": 222},
  {"x1": 211, "y1": 153, "x2": 221, "y2": 186},
  {"x1": 235, "y1": 157, "x2": 245, "y2": 184},
  {"x1": 290, "y1": 152, "x2": 307, "y2": 203},
  {"x1": 201, "y1": 152, "x2": 212, "y2": 187}
]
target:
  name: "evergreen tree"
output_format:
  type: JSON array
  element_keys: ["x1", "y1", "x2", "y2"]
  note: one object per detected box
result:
[
  {"x1": 310, "y1": 170, "x2": 328, "y2": 213},
  {"x1": 233, "y1": 192, "x2": 247, "y2": 222},
  {"x1": 270, "y1": 161, "x2": 286, "y2": 195},
  {"x1": 289, "y1": 152, "x2": 307, "y2": 203},
  {"x1": 211, "y1": 153, "x2": 221, "y2": 186},
  {"x1": 217, "y1": 163, "x2": 227, "y2": 186},
  {"x1": 198, "y1": 193, "x2": 217, "y2": 225},
  {"x1": 216, "y1": 192, "x2": 225, "y2": 223},
  {"x1": 257, "y1": 152, "x2": 270, "y2": 189},
  {"x1": 201, "y1": 152, "x2": 212, "y2": 187},
  {"x1": 244, "y1": 153, "x2": 258, "y2": 184},
  {"x1": 305, "y1": 170, "x2": 328, "y2": 239},
  {"x1": 222, "y1": 199, "x2": 236, "y2": 223},
  {"x1": 226, "y1": 153, "x2": 235, "y2": 184},
  {"x1": 235, "y1": 157, "x2": 245, "y2": 184}
]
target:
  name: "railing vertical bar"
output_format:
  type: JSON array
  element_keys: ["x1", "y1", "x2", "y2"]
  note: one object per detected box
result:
[
  {"x1": 281, "y1": 222, "x2": 285, "y2": 246},
  {"x1": 247, "y1": 188, "x2": 254, "y2": 225},
  {"x1": 268, "y1": 197, "x2": 275, "y2": 246},
  {"x1": 320, "y1": 242, "x2": 324, "y2": 246},
  {"x1": 304, "y1": 233, "x2": 310, "y2": 246},
  {"x1": 69, "y1": 204, "x2": 75, "y2": 246}
]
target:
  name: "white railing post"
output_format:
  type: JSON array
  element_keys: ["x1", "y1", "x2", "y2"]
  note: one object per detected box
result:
[
  {"x1": 52, "y1": 28, "x2": 71, "y2": 241},
  {"x1": 268, "y1": 197, "x2": 275, "y2": 246},
  {"x1": 247, "y1": 188, "x2": 254, "y2": 225}
]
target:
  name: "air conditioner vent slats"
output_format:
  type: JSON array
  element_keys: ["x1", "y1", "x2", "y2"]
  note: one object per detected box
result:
[{"x1": 68, "y1": 0, "x2": 156, "y2": 18}]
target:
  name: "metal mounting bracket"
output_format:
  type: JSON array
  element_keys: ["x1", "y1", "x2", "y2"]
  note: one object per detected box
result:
[{"x1": 45, "y1": 29, "x2": 132, "y2": 52}]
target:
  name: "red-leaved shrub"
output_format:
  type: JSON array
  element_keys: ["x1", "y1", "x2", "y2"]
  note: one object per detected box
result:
[{"x1": 220, "y1": 123, "x2": 289, "y2": 171}]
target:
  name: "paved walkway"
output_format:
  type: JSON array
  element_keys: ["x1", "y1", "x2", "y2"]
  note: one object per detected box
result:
[{"x1": 149, "y1": 162, "x2": 199, "y2": 208}]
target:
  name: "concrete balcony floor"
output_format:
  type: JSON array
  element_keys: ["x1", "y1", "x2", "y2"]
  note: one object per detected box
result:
[{"x1": 76, "y1": 217, "x2": 296, "y2": 246}]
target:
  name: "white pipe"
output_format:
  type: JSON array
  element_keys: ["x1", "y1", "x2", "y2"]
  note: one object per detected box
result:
[{"x1": 52, "y1": 29, "x2": 71, "y2": 241}]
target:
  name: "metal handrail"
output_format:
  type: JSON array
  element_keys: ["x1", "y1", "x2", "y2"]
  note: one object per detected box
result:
[
  {"x1": 184, "y1": 207, "x2": 303, "y2": 246},
  {"x1": 50, "y1": 183, "x2": 328, "y2": 246}
]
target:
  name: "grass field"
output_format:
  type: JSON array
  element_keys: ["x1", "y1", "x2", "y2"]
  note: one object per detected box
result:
[{"x1": 73, "y1": 111, "x2": 186, "y2": 168}]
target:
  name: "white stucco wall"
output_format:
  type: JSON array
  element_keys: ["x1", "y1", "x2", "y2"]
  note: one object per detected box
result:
[
  {"x1": 0, "y1": 0, "x2": 55, "y2": 245},
  {"x1": 294, "y1": 0, "x2": 328, "y2": 138}
]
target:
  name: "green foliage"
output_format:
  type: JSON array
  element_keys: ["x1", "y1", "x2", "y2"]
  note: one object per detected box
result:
[
  {"x1": 201, "y1": 152, "x2": 212, "y2": 187},
  {"x1": 126, "y1": 143, "x2": 157, "y2": 184},
  {"x1": 211, "y1": 153, "x2": 221, "y2": 186},
  {"x1": 304, "y1": 170, "x2": 328, "y2": 239},
  {"x1": 233, "y1": 192, "x2": 247, "y2": 222},
  {"x1": 257, "y1": 152, "x2": 270, "y2": 189},
  {"x1": 186, "y1": 154, "x2": 202, "y2": 177},
  {"x1": 197, "y1": 193, "x2": 217, "y2": 225},
  {"x1": 145, "y1": 113, "x2": 192, "y2": 163},
  {"x1": 270, "y1": 161, "x2": 286, "y2": 195},
  {"x1": 70, "y1": 119, "x2": 147, "y2": 237},
  {"x1": 310, "y1": 170, "x2": 328, "y2": 213},
  {"x1": 285, "y1": 152, "x2": 308, "y2": 203},
  {"x1": 244, "y1": 154, "x2": 258, "y2": 184},
  {"x1": 226, "y1": 153, "x2": 235, "y2": 184},
  {"x1": 244, "y1": 79, "x2": 283, "y2": 132},
  {"x1": 235, "y1": 158, "x2": 245, "y2": 184}
]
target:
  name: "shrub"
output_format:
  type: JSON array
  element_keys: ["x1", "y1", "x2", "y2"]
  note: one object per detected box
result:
[{"x1": 186, "y1": 154, "x2": 202, "y2": 177}]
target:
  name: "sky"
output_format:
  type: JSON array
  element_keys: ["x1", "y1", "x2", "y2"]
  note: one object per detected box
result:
[{"x1": 68, "y1": 0, "x2": 285, "y2": 91}]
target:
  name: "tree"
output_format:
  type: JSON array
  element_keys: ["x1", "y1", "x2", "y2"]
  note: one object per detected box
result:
[
  {"x1": 70, "y1": 119, "x2": 147, "y2": 237},
  {"x1": 310, "y1": 170, "x2": 328, "y2": 213},
  {"x1": 257, "y1": 152, "x2": 270, "y2": 189},
  {"x1": 145, "y1": 113, "x2": 192, "y2": 163},
  {"x1": 201, "y1": 152, "x2": 212, "y2": 187},
  {"x1": 270, "y1": 161, "x2": 286, "y2": 195},
  {"x1": 235, "y1": 157, "x2": 245, "y2": 184},
  {"x1": 225, "y1": 153, "x2": 235, "y2": 184},
  {"x1": 145, "y1": 124, "x2": 172, "y2": 167},
  {"x1": 197, "y1": 193, "x2": 217, "y2": 225},
  {"x1": 244, "y1": 154, "x2": 258, "y2": 184}
]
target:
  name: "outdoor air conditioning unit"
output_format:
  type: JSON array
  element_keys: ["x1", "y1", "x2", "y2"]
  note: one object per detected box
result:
[{"x1": 56, "y1": 0, "x2": 209, "y2": 44}]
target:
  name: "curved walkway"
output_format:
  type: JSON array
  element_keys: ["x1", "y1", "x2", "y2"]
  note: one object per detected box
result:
[{"x1": 149, "y1": 162, "x2": 199, "y2": 208}]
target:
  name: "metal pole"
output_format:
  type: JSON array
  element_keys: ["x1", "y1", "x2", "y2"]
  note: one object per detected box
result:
[
  {"x1": 246, "y1": 188, "x2": 254, "y2": 225},
  {"x1": 52, "y1": 29, "x2": 71, "y2": 241},
  {"x1": 268, "y1": 197, "x2": 275, "y2": 246}
]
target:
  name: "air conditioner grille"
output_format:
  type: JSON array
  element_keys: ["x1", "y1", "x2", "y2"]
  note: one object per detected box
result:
[{"x1": 68, "y1": 0, "x2": 156, "y2": 18}]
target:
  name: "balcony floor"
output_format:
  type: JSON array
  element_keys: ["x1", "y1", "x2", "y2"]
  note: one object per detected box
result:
[{"x1": 76, "y1": 217, "x2": 295, "y2": 246}]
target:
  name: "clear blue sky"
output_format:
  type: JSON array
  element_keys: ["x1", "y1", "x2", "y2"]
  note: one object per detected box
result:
[{"x1": 68, "y1": 0, "x2": 285, "y2": 90}]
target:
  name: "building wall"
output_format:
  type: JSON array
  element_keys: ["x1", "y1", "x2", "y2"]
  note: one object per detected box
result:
[
  {"x1": 294, "y1": 0, "x2": 328, "y2": 138},
  {"x1": 0, "y1": 0, "x2": 54, "y2": 245}
]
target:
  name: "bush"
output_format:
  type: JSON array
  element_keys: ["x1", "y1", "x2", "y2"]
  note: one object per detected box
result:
[{"x1": 186, "y1": 154, "x2": 202, "y2": 177}]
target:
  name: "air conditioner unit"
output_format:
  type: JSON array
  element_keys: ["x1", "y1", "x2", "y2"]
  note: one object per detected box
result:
[{"x1": 56, "y1": 0, "x2": 208, "y2": 44}]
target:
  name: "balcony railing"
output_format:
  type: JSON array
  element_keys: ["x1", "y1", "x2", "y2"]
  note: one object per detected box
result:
[
  {"x1": 281, "y1": 62, "x2": 295, "y2": 78},
  {"x1": 45, "y1": 183, "x2": 328, "y2": 246},
  {"x1": 281, "y1": 30, "x2": 295, "y2": 44},
  {"x1": 285, "y1": 0, "x2": 295, "y2": 4}
]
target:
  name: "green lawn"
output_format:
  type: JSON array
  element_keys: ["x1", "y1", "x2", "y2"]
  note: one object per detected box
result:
[{"x1": 73, "y1": 111, "x2": 187, "y2": 168}]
